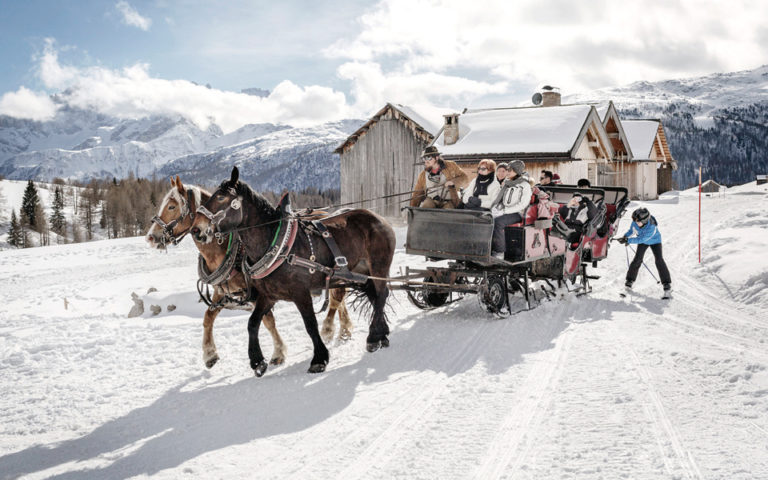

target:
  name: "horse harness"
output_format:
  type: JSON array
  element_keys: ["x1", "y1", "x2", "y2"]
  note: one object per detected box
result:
[
  {"x1": 195, "y1": 192, "x2": 369, "y2": 312},
  {"x1": 196, "y1": 231, "x2": 254, "y2": 311}
]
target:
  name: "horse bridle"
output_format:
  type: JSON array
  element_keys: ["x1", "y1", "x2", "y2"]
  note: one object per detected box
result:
[
  {"x1": 152, "y1": 189, "x2": 197, "y2": 246},
  {"x1": 195, "y1": 186, "x2": 242, "y2": 244}
]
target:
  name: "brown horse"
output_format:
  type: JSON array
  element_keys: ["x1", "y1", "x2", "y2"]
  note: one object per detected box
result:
[
  {"x1": 191, "y1": 167, "x2": 395, "y2": 375},
  {"x1": 146, "y1": 176, "x2": 352, "y2": 371}
]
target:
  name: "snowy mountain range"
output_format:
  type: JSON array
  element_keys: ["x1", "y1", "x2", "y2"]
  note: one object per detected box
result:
[
  {"x1": 2, "y1": 66, "x2": 767, "y2": 190},
  {"x1": 0, "y1": 101, "x2": 362, "y2": 191}
]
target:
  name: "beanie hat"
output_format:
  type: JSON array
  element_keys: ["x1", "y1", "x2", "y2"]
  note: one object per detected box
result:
[{"x1": 509, "y1": 160, "x2": 525, "y2": 175}]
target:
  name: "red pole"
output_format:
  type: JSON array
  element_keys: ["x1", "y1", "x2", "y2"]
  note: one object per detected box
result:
[{"x1": 698, "y1": 166, "x2": 702, "y2": 263}]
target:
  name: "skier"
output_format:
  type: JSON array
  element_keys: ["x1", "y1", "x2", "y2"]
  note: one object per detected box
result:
[{"x1": 617, "y1": 207, "x2": 673, "y2": 299}]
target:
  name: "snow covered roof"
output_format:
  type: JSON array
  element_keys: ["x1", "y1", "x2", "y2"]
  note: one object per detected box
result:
[
  {"x1": 621, "y1": 120, "x2": 660, "y2": 160},
  {"x1": 334, "y1": 103, "x2": 455, "y2": 154},
  {"x1": 435, "y1": 104, "x2": 599, "y2": 157}
]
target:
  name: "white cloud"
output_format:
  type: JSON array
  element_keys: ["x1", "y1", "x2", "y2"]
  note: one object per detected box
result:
[
  {"x1": 338, "y1": 62, "x2": 507, "y2": 115},
  {"x1": 115, "y1": 1, "x2": 152, "y2": 31},
  {"x1": 327, "y1": 0, "x2": 768, "y2": 96},
  {"x1": 0, "y1": 87, "x2": 57, "y2": 121},
  {"x1": 21, "y1": 42, "x2": 349, "y2": 132}
]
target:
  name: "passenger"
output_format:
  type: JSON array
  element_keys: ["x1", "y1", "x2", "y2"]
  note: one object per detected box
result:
[
  {"x1": 410, "y1": 146, "x2": 469, "y2": 209},
  {"x1": 552, "y1": 173, "x2": 563, "y2": 185},
  {"x1": 618, "y1": 207, "x2": 672, "y2": 297},
  {"x1": 577, "y1": 178, "x2": 591, "y2": 188},
  {"x1": 489, "y1": 160, "x2": 533, "y2": 258},
  {"x1": 495, "y1": 163, "x2": 509, "y2": 186},
  {"x1": 539, "y1": 170, "x2": 554, "y2": 186},
  {"x1": 557, "y1": 193, "x2": 597, "y2": 243},
  {"x1": 462, "y1": 159, "x2": 501, "y2": 211}
]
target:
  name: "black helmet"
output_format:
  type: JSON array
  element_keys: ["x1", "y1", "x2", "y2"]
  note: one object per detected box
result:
[{"x1": 632, "y1": 207, "x2": 650, "y2": 223}]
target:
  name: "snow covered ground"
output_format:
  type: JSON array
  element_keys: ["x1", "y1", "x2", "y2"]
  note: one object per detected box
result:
[{"x1": 1, "y1": 181, "x2": 767, "y2": 479}]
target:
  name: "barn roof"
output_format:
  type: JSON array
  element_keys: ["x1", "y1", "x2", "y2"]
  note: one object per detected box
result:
[
  {"x1": 334, "y1": 103, "x2": 455, "y2": 155},
  {"x1": 435, "y1": 104, "x2": 607, "y2": 158}
]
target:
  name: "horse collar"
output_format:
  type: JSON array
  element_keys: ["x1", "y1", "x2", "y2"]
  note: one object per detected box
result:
[{"x1": 244, "y1": 218, "x2": 299, "y2": 280}]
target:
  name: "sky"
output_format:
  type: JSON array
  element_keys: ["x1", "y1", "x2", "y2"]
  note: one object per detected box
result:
[{"x1": 0, "y1": 0, "x2": 766, "y2": 132}]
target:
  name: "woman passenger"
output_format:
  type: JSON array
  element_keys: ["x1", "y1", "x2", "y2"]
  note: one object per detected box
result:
[{"x1": 462, "y1": 159, "x2": 501, "y2": 211}]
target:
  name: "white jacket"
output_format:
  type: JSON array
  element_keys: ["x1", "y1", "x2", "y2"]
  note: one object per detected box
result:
[
  {"x1": 462, "y1": 176, "x2": 501, "y2": 209},
  {"x1": 491, "y1": 177, "x2": 533, "y2": 216}
]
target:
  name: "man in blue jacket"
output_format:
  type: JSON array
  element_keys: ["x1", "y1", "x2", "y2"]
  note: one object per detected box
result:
[{"x1": 618, "y1": 207, "x2": 672, "y2": 295}]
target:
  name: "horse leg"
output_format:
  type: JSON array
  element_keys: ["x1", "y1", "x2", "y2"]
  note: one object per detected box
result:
[
  {"x1": 202, "y1": 293, "x2": 223, "y2": 369},
  {"x1": 293, "y1": 292, "x2": 329, "y2": 374},
  {"x1": 248, "y1": 296, "x2": 275, "y2": 377},
  {"x1": 321, "y1": 287, "x2": 350, "y2": 343},
  {"x1": 261, "y1": 309, "x2": 287, "y2": 365},
  {"x1": 365, "y1": 278, "x2": 391, "y2": 352},
  {"x1": 334, "y1": 288, "x2": 353, "y2": 342},
  {"x1": 320, "y1": 289, "x2": 337, "y2": 344}
]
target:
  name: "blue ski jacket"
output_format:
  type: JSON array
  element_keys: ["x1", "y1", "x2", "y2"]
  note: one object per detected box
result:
[{"x1": 623, "y1": 216, "x2": 662, "y2": 245}]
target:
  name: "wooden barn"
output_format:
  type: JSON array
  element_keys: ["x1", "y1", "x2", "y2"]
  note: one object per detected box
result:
[
  {"x1": 701, "y1": 179, "x2": 724, "y2": 193},
  {"x1": 621, "y1": 119, "x2": 677, "y2": 199},
  {"x1": 334, "y1": 103, "x2": 453, "y2": 217},
  {"x1": 757, "y1": 175, "x2": 767, "y2": 186},
  {"x1": 435, "y1": 99, "x2": 613, "y2": 186}
]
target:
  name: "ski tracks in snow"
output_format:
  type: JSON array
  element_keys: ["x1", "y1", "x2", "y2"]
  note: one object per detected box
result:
[
  {"x1": 472, "y1": 329, "x2": 573, "y2": 480},
  {"x1": 615, "y1": 327, "x2": 704, "y2": 480}
]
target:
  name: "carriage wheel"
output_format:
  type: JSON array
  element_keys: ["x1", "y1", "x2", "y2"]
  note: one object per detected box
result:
[
  {"x1": 406, "y1": 276, "x2": 450, "y2": 309},
  {"x1": 480, "y1": 275, "x2": 507, "y2": 314}
]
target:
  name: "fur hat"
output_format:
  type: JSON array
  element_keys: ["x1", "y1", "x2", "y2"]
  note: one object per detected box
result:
[
  {"x1": 496, "y1": 162, "x2": 509, "y2": 171},
  {"x1": 509, "y1": 160, "x2": 525, "y2": 175},
  {"x1": 421, "y1": 145, "x2": 440, "y2": 158}
]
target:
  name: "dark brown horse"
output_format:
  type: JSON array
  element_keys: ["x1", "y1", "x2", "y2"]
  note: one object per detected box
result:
[
  {"x1": 191, "y1": 167, "x2": 395, "y2": 375},
  {"x1": 146, "y1": 176, "x2": 353, "y2": 372}
]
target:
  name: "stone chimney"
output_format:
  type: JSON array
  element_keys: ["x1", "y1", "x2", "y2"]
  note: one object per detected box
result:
[
  {"x1": 443, "y1": 113, "x2": 460, "y2": 145},
  {"x1": 541, "y1": 85, "x2": 561, "y2": 107}
]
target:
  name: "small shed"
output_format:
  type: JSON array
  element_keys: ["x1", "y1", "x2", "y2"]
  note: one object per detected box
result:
[
  {"x1": 700, "y1": 179, "x2": 724, "y2": 193},
  {"x1": 757, "y1": 175, "x2": 767, "y2": 185},
  {"x1": 335, "y1": 103, "x2": 454, "y2": 217},
  {"x1": 434, "y1": 103, "x2": 613, "y2": 185}
]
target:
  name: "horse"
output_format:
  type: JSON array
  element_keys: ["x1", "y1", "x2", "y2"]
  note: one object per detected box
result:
[
  {"x1": 190, "y1": 166, "x2": 395, "y2": 375},
  {"x1": 146, "y1": 175, "x2": 353, "y2": 372}
]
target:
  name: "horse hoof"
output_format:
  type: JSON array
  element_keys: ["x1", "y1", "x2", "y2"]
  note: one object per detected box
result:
[
  {"x1": 253, "y1": 360, "x2": 268, "y2": 377},
  {"x1": 380, "y1": 337, "x2": 390, "y2": 348},
  {"x1": 366, "y1": 342, "x2": 380, "y2": 353},
  {"x1": 307, "y1": 363, "x2": 326, "y2": 374},
  {"x1": 205, "y1": 354, "x2": 220, "y2": 369},
  {"x1": 270, "y1": 357, "x2": 284, "y2": 366}
]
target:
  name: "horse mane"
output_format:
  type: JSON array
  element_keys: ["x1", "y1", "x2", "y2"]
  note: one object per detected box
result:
[
  {"x1": 220, "y1": 178, "x2": 279, "y2": 219},
  {"x1": 161, "y1": 184, "x2": 210, "y2": 212}
]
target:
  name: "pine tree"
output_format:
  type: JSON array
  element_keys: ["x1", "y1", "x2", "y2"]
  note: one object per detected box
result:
[
  {"x1": 8, "y1": 209, "x2": 21, "y2": 247},
  {"x1": 21, "y1": 180, "x2": 40, "y2": 229},
  {"x1": 50, "y1": 185, "x2": 66, "y2": 235}
]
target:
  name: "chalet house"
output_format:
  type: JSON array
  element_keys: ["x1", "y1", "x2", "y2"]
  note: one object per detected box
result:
[
  {"x1": 621, "y1": 119, "x2": 677, "y2": 199},
  {"x1": 334, "y1": 103, "x2": 454, "y2": 217},
  {"x1": 436, "y1": 96, "x2": 613, "y2": 186}
]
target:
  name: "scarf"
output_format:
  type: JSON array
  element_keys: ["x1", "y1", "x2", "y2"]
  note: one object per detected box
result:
[{"x1": 472, "y1": 172, "x2": 495, "y2": 197}]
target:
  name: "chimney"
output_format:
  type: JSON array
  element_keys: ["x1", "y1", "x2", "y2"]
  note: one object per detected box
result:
[
  {"x1": 541, "y1": 85, "x2": 561, "y2": 107},
  {"x1": 443, "y1": 113, "x2": 460, "y2": 145}
]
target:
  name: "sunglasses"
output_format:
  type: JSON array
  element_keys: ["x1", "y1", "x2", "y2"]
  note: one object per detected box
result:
[{"x1": 478, "y1": 167, "x2": 488, "y2": 171}]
